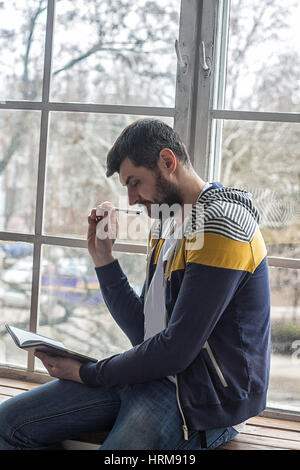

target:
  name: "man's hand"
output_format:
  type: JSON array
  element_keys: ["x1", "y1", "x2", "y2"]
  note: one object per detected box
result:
[
  {"x1": 34, "y1": 351, "x2": 83, "y2": 383},
  {"x1": 87, "y1": 201, "x2": 118, "y2": 267}
]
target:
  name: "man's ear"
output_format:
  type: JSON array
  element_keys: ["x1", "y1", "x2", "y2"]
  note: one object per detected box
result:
[{"x1": 158, "y1": 148, "x2": 177, "y2": 174}]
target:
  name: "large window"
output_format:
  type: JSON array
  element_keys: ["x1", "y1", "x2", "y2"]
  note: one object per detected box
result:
[
  {"x1": 0, "y1": 0, "x2": 299, "y2": 417},
  {"x1": 0, "y1": 0, "x2": 181, "y2": 379},
  {"x1": 211, "y1": 0, "x2": 300, "y2": 415}
]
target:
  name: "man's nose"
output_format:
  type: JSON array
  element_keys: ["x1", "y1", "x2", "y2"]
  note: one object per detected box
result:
[{"x1": 127, "y1": 187, "x2": 139, "y2": 206}]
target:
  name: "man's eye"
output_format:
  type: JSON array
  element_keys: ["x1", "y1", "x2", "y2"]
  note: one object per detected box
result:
[{"x1": 131, "y1": 181, "x2": 139, "y2": 187}]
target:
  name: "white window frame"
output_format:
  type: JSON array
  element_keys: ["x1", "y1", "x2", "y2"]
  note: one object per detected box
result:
[
  {"x1": 0, "y1": 0, "x2": 201, "y2": 381},
  {"x1": 210, "y1": 0, "x2": 300, "y2": 421}
]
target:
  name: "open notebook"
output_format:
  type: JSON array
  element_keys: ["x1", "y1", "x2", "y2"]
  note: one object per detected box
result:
[{"x1": 5, "y1": 324, "x2": 97, "y2": 363}]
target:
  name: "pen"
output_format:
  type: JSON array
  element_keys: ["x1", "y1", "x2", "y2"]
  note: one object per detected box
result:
[
  {"x1": 114, "y1": 207, "x2": 143, "y2": 215},
  {"x1": 95, "y1": 207, "x2": 143, "y2": 219}
]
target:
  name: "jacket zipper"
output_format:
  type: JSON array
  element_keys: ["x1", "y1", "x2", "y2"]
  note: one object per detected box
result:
[
  {"x1": 203, "y1": 341, "x2": 228, "y2": 387},
  {"x1": 146, "y1": 225, "x2": 189, "y2": 442},
  {"x1": 164, "y1": 238, "x2": 189, "y2": 441},
  {"x1": 174, "y1": 375, "x2": 189, "y2": 440},
  {"x1": 163, "y1": 273, "x2": 189, "y2": 440},
  {"x1": 158, "y1": 226, "x2": 228, "y2": 440}
]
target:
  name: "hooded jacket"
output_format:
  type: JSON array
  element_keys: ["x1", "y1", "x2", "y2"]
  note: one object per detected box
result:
[{"x1": 80, "y1": 182, "x2": 271, "y2": 436}]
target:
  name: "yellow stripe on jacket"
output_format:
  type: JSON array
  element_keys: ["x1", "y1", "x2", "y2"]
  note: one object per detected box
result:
[
  {"x1": 151, "y1": 239, "x2": 165, "y2": 265},
  {"x1": 163, "y1": 227, "x2": 267, "y2": 278}
]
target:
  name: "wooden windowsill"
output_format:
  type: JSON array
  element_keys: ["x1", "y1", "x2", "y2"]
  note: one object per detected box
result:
[{"x1": 1, "y1": 376, "x2": 300, "y2": 450}]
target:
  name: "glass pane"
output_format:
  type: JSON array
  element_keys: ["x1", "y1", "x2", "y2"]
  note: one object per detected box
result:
[
  {"x1": 0, "y1": 241, "x2": 33, "y2": 368},
  {"x1": 51, "y1": 0, "x2": 181, "y2": 107},
  {"x1": 0, "y1": 0, "x2": 47, "y2": 101},
  {"x1": 268, "y1": 267, "x2": 300, "y2": 412},
  {"x1": 219, "y1": 120, "x2": 300, "y2": 258},
  {"x1": 0, "y1": 110, "x2": 40, "y2": 233},
  {"x1": 225, "y1": 0, "x2": 300, "y2": 112},
  {"x1": 36, "y1": 246, "x2": 146, "y2": 371},
  {"x1": 44, "y1": 112, "x2": 173, "y2": 241}
]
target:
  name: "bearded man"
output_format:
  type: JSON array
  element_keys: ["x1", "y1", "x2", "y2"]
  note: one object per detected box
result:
[{"x1": 0, "y1": 119, "x2": 270, "y2": 450}]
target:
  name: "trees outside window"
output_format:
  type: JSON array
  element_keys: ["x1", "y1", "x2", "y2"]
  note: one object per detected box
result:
[{"x1": 0, "y1": 0, "x2": 299, "y2": 414}]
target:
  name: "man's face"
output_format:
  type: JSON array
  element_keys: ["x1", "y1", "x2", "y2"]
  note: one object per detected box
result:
[{"x1": 119, "y1": 157, "x2": 183, "y2": 218}]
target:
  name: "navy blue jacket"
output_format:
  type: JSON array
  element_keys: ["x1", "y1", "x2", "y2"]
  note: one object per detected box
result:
[{"x1": 80, "y1": 183, "x2": 271, "y2": 433}]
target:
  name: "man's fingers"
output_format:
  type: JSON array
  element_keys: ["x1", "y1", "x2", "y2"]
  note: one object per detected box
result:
[
  {"x1": 34, "y1": 352, "x2": 65, "y2": 378},
  {"x1": 34, "y1": 351, "x2": 56, "y2": 376},
  {"x1": 91, "y1": 202, "x2": 118, "y2": 240},
  {"x1": 88, "y1": 203, "x2": 115, "y2": 224},
  {"x1": 43, "y1": 363, "x2": 55, "y2": 376},
  {"x1": 34, "y1": 353, "x2": 83, "y2": 382},
  {"x1": 34, "y1": 350, "x2": 49, "y2": 361},
  {"x1": 96, "y1": 202, "x2": 114, "y2": 218},
  {"x1": 88, "y1": 209, "x2": 97, "y2": 223}
]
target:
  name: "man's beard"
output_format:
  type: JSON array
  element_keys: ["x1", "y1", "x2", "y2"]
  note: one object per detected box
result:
[{"x1": 139, "y1": 169, "x2": 184, "y2": 219}]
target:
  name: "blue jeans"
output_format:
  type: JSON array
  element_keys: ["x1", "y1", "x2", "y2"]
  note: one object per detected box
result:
[{"x1": 0, "y1": 377, "x2": 238, "y2": 450}]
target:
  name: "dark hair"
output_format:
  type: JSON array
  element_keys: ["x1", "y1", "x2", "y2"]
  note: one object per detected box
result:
[{"x1": 106, "y1": 119, "x2": 191, "y2": 177}]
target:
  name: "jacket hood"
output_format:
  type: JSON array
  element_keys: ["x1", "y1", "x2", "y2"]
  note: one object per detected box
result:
[
  {"x1": 149, "y1": 182, "x2": 261, "y2": 241},
  {"x1": 199, "y1": 183, "x2": 261, "y2": 225}
]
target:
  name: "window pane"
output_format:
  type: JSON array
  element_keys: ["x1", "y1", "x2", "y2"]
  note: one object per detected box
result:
[
  {"x1": 225, "y1": 0, "x2": 300, "y2": 112},
  {"x1": 0, "y1": 110, "x2": 40, "y2": 233},
  {"x1": 268, "y1": 267, "x2": 300, "y2": 412},
  {"x1": 36, "y1": 246, "x2": 146, "y2": 371},
  {"x1": 219, "y1": 120, "x2": 300, "y2": 258},
  {"x1": 0, "y1": 1, "x2": 47, "y2": 101},
  {"x1": 0, "y1": 241, "x2": 33, "y2": 368},
  {"x1": 51, "y1": 0, "x2": 181, "y2": 107},
  {"x1": 44, "y1": 112, "x2": 173, "y2": 241}
]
